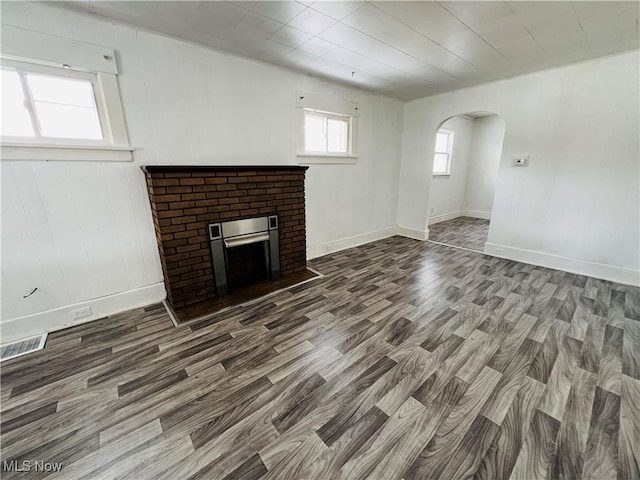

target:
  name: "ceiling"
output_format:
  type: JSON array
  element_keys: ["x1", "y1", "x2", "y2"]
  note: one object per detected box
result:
[{"x1": 49, "y1": 1, "x2": 638, "y2": 100}]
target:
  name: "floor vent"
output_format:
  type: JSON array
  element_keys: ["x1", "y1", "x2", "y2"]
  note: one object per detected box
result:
[{"x1": 0, "y1": 334, "x2": 47, "y2": 362}]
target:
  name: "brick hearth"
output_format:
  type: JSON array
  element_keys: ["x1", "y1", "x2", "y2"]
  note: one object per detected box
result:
[{"x1": 143, "y1": 165, "x2": 308, "y2": 310}]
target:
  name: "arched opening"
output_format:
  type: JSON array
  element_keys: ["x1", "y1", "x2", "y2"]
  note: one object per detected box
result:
[{"x1": 427, "y1": 111, "x2": 506, "y2": 252}]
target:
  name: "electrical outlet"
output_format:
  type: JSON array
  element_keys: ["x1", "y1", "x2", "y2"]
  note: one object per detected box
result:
[
  {"x1": 493, "y1": 247, "x2": 504, "y2": 255},
  {"x1": 72, "y1": 306, "x2": 92, "y2": 320}
]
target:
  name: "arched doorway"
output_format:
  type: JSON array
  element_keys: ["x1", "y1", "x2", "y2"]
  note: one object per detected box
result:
[{"x1": 426, "y1": 112, "x2": 506, "y2": 252}]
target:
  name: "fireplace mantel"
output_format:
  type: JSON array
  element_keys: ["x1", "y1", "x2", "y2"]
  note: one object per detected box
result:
[
  {"x1": 143, "y1": 165, "x2": 309, "y2": 315},
  {"x1": 142, "y1": 165, "x2": 309, "y2": 174}
]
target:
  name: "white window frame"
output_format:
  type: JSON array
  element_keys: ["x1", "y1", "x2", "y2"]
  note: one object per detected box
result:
[
  {"x1": 296, "y1": 92, "x2": 359, "y2": 164},
  {"x1": 2, "y1": 59, "x2": 111, "y2": 146},
  {"x1": 301, "y1": 108, "x2": 354, "y2": 156},
  {"x1": 1, "y1": 27, "x2": 132, "y2": 162},
  {"x1": 433, "y1": 129, "x2": 454, "y2": 176}
]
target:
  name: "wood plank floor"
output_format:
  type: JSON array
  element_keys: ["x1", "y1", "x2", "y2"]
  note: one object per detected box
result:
[
  {"x1": 1, "y1": 236, "x2": 639, "y2": 479},
  {"x1": 429, "y1": 216, "x2": 490, "y2": 252}
]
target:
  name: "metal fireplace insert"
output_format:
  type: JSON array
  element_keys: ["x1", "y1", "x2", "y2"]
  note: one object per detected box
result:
[{"x1": 208, "y1": 215, "x2": 280, "y2": 295}]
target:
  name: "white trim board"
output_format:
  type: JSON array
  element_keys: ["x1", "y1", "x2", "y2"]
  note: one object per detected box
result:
[
  {"x1": 1, "y1": 145, "x2": 134, "y2": 161},
  {"x1": 0, "y1": 283, "x2": 166, "y2": 345},
  {"x1": 484, "y1": 243, "x2": 640, "y2": 287},
  {"x1": 428, "y1": 210, "x2": 491, "y2": 225},
  {"x1": 396, "y1": 226, "x2": 430, "y2": 241},
  {"x1": 2, "y1": 26, "x2": 118, "y2": 74},
  {"x1": 308, "y1": 226, "x2": 397, "y2": 259}
]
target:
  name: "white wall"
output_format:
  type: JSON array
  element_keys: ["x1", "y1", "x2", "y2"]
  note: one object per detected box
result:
[
  {"x1": 0, "y1": 2, "x2": 404, "y2": 341},
  {"x1": 427, "y1": 116, "x2": 473, "y2": 219},
  {"x1": 463, "y1": 116, "x2": 506, "y2": 215},
  {"x1": 398, "y1": 50, "x2": 640, "y2": 285}
]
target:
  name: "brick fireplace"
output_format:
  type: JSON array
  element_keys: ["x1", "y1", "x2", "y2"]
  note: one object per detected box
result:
[{"x1": 142, "y1": 165, "x2": 310, "y2": 320}]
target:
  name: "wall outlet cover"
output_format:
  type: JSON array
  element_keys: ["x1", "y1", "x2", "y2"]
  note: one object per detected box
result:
[{"x1": 72, "y1": 306, "x2": 92, "y2": 320}]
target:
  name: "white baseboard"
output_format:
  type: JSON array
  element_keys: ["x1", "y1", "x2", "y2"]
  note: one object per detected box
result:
[
  {"x1": 396, "y1": 226, "x2": 430, "y2": 241},
  {"x1": 428, "y1": 210, "x2": 491, "y2": 225},
  {"x1": 0, "y1": 283, "x2": 166, "y2": 344},
  {"x1": 308, "y1": 226, "x2": 397, "y2": 259},
  {"x1": 484, "y1": 243, "x2": 640, "y2": 287},
  {"x1": 463, "y1": 210, "x2": 492, "y2": 220}
]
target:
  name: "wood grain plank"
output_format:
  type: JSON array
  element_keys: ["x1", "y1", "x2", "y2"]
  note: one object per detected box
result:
[
  {"x1": 475, "y1": 375, "x2": 545, "y2": 480},
  {"x1": 549, "y1": 368, "x2": 598, "y2": 479},
  {"x1": 582, "y1": 386, "x2": 621, "y2": 480},
  {"x1": 598, "y1": 325, "x2": 624, "y2": 395},
  {"x1": 510, "y1": 410, "x2": 561, "y2": 480},
  {"x1": 408, "y1": 367, "x2": 501, "y2": 479},
  {"x1": 618, "y1": 375, "x2": 640, "y2": 480}
]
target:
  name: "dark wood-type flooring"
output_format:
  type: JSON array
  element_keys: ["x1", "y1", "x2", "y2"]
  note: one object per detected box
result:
[
  {"x1": 1, "y1": 236, "x2": 639, "y2": 479},
  {"x1": 172, "y1": 269, "x2": 319, "y2": 324},
  {"x1": 429, "y1": 216, "x2": 490, "y2": 252}
]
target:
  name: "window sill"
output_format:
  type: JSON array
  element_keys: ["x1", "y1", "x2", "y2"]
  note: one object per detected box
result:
[
  {"x1": 1, "y1": 143, "x2": 134, "y2": 162},
  {"x1": 432, "y1": 174, "x2": 451, "y2": 178},
  {"x1": 297, "y1": 153, "x2": 358, "y2": 165}
]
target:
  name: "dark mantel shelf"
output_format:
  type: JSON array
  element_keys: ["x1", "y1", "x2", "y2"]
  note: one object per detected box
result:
[{"x1": 142, "y1": 165, "x2": 309, "y2": 174}]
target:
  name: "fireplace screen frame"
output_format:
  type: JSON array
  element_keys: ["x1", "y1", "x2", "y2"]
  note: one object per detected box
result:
[{"x1": 208, "y1": 215, "x2": 280, "y2": 295}]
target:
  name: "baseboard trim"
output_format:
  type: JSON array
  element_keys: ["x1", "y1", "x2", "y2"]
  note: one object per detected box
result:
[
  {"x1": 308, "y1": 226, "x2": 397, "y2": 259},
  {"x1": 428, "y1": 210, "x2": 491, "y2": 225},
  {"x1": 396, "y1": 226, "x2": 430, "y2": 241},
  {"x1": 0, "y1": 283, "x2": 166, "y2": 344},
  {"x1": 484, "y1": 243, "x2": 640, "y2": 287}
]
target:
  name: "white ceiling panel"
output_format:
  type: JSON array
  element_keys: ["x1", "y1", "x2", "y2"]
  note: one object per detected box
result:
[
  {"x1": 341, "y1": 31, "x2": 407, "y2": 64},
  {"x1": 341, "y1": 3, "x2": 391, "y2": 31},
  {"x1": 251, "y1": 1, "x2": 306, "y2": 24},
  {"x1": 270, "y1": 25, "x2": 313, "y2": 48},
  {"x1": 136, "y1": 1, "x2": 202, "y2": 38},
  {"x1": 471, "y1": 15, "x2": 531, "y2": 48},
  {"x1": 507, "y1": 1, "x2": 575, "y2": 24},
  {"x1": 309, "y1": 1, "x2": 364, "y2": 21},
  {"x1": 317, "y1": 22, "x2": 368, "y2": 45},
  {"x1": 298, "y1": 36, "x2": 339, "y2": 57},
  {"x1": 229, "y1": 1, "x2": 257, "y2": 9},
  {"x1": 537, "y1": 34, "x2": 591, "y2": 62},
  {"x1": 189, "y1": 1, "x2": 247, "y2": 32},
  {"x1": 286, "y1": 7, "x2": 336, "y2": 35},
  {"x1": 495, "y1": 35, "x2": 549, "y2": 66},
  {"x1": 438, "y1": 1, "x2": 513, "y2": 27},
  {"x1": 573, "y1": 1, "x2": 638, "y2": 23},
  {"x1": 235, "y1": 11, "x2": 284, "y2": 38},
  {"x1": 374, "y1": 1, "x2": 470, "y2": 43},
  {"x1": 35, "y1": 0, "x2": 639, "y2": 100},
  {"x1": 87, "y1": 0, "x2": 146, "y2": 24},
  {"x1": 525, "y1": 13, "x2": 583, "y2": 40},
  {"x1": 259, "y1": 40, "x2": 294, "y2": 62}
]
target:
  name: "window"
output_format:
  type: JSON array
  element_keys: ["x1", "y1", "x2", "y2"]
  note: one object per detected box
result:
[
  {"x1": 2, "y1": 60, "x2": 105, "y2": 144},
  {"x1": 433, "y1": 129, "x2": 454, "y2": 176},
  {"x1": 1, "y1": 26, "x2": 132, "y2": 162},
  {"x1": 296, "y1": 92, "x2": 359, "y2": 163},
  {"x1": 303, "y1": 109, "x2": 352, "y2": 156}
]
